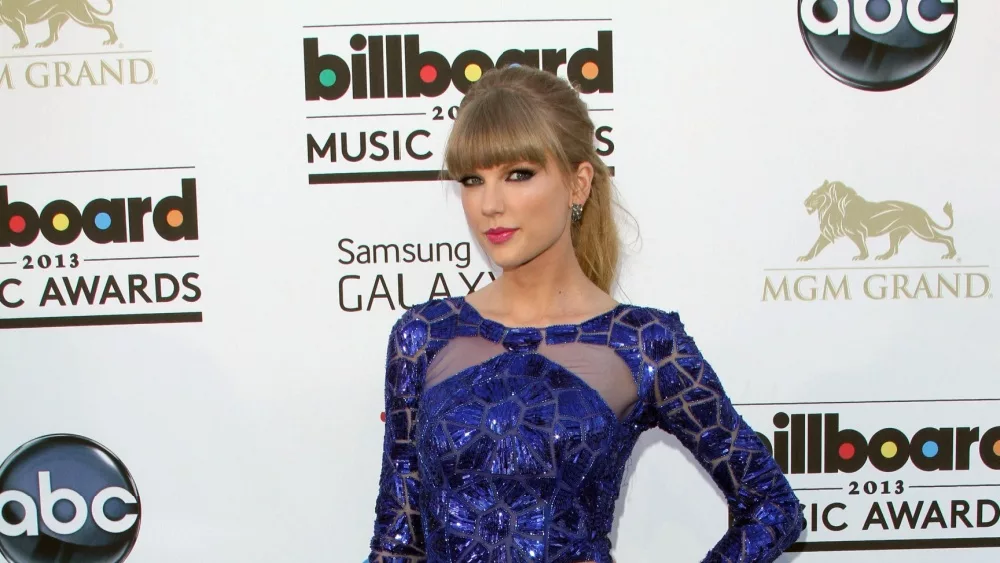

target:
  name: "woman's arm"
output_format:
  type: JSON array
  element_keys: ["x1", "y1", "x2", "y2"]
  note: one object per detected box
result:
[
  {"x1": 368, "y1": 310, "x2": 428, "y2": 562},
  {"x1": 650, "y1": 312, "x2": 803, "y2": 562}
]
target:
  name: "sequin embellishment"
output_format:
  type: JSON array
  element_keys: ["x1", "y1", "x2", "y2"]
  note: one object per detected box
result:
[{"x1": 368, "y1": 298, "x2": 802, "y2": 562}]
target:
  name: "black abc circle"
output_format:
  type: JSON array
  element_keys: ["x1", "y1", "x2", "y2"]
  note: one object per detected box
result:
[
  {"x1": 0, "y1": 435, "x2": 141, "y2": 563},
  {"x1": 798, "y1": 0, "x2": 958, "y2": 91}
]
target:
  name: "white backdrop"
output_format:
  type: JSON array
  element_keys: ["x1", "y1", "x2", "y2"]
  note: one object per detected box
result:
[{"x1": 0, "y1": 1, "x2": 997, "y2": 561}]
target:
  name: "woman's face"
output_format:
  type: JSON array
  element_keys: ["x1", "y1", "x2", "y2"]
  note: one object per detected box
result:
[{"x1": 458, "y1": 157, "x2": 589, "y2": 271}]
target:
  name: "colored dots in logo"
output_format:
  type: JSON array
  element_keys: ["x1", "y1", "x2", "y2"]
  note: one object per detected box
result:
[
  {"x1": 581, "y1": 61, "x2": 599, "y2": 80},
  {"x1": 922, "y1": 441, "x2": 939, "y2": 457},
  {"x1": 8, "y1": 215, "x2": 25, "y2": 234},
  {"x1": 166, "y1": 209, "x2": 184, "y2": 228},
  {"x1": 420, "y1": 65, "x2": 437, "y2": 84},
  {"x1": 838, "y1": 443, "x2": 855, "y2": 459},
  {"x1": 319, "y1": 69, "x2": 337, "y2": 87},
  {"x1": 51, "y1": 213, "x2": 70, "y2": 232},
  {"x1": 994, "y1": 440, "x2": 1000, "y2": 456},
  {"x1": 379, "y1": 411, "x2": 386, "y2": 422},
  {"x1": 94, "y1": 212, "x2": 112, "y2": 230},
  {"x1": 880, "y1": 441, "x2": 898, "y2": 458},
  {"x1": 464, "y1": 64, "x2": 483, "y2": 82}
]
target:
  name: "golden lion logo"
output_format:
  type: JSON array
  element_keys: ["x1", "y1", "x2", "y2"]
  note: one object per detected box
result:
[
  {"x1": 798, "y1": 180, "x2": 957, "y2": 262},
  {"x1": 0, "y1": 0, "x2": 116, "y2": 49}
]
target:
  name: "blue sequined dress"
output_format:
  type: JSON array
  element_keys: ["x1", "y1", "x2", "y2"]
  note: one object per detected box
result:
[{"x1": 368, "y1": 297, "x2": 802, "y2": 562}]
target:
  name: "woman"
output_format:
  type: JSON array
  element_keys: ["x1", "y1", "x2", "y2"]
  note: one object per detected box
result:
[{"x1": 367, "y1": 65, "x2": 802, "y2": 562}]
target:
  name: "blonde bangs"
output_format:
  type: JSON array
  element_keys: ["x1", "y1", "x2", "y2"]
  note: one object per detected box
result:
[{"x1": 444, "y1": 89, "x2": 565, "y2": 180}]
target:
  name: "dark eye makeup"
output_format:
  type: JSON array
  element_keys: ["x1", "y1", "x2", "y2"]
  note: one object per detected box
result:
[
  {"x1": 457, "y1": 164, "x2": 538, "y2": 187},
  {"x1": 508, "y1": 168, "x2": 536, "y2": 181}
]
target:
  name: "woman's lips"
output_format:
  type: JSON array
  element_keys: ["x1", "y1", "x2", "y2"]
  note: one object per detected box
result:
[{"x1": 485, "y1": 228, "x2": 518, "y2": 244}]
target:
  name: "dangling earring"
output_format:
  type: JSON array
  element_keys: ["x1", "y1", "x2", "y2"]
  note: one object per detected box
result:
[{"x1": 570, "y1": 203, "x2": 584, "y2": 223}]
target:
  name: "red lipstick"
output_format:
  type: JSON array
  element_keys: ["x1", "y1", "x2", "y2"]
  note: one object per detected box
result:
[{"x1": 484, "y1": 227, "x2": 518, "y2": 244}]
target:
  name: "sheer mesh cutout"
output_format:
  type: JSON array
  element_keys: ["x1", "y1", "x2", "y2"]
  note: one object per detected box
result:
[{"x1": 425, "y1": 336, "x2": 638, "y2": 420}]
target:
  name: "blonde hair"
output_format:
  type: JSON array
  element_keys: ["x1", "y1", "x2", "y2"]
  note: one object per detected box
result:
[{"x1": 443, "y1": 65, "x2": 621, "y2": 293}]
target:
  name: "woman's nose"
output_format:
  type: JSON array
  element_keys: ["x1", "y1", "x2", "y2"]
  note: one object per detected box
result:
[{"x1": 480, "y1": 180, "x2": 504, "y2": 216}]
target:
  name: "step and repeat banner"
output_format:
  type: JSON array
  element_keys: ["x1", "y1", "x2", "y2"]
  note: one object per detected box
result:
[{"x1": 0, "y1": 1, "x2": 997, "y2": 562}]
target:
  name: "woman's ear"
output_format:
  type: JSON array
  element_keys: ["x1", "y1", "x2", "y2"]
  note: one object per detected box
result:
[{"x1": 572, "y1": 161, "x2": 594, "y2": 205}]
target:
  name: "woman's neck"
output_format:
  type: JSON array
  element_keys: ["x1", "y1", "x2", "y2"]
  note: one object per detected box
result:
[{"x1": 468, "y1": 242, "x2": 615, "y2": 327}]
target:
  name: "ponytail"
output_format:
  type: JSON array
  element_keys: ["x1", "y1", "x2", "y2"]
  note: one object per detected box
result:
[{"x1": 571, "y1": 160, "x2": 619, "y2": 293}]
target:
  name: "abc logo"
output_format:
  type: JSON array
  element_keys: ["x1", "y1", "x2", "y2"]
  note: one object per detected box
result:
[
  {"x1": 798, "y1": 0, "x2": 958, "y2": 91},
  {"x1": 0, "y1": 435, "x2": 140, "y2": 563}
]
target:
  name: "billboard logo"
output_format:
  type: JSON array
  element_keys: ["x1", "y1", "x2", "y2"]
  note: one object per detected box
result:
[
  {"x1": 304, "y1": 30, "x2": 613, "y2": 101},
  {"x1": 798, "y1": 0, "x2": 958, "y2": 91},
  {"x1": 0, "y1": 173, "x2": 203, "y2": 329},
  {"x1": 0, "y1": 181, "x2": 198, "y2": 248},
  {"x1": 758, "y1": 412, "x2": 1000, "y2": 474},
  {"x1": 741, "y1": 401, "x2": 1000, "y2": 551},
  {"x1": 0, "y1": 434, "x2": 140, "y2": 563}
]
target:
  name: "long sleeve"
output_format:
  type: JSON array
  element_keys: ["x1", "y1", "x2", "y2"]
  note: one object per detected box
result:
[
  {"x1": 650, "y1": 312, "x2": 803, "y2": 562},
  {"x1": 368, "y1": 311, "x2": 428, "y2": 562}
]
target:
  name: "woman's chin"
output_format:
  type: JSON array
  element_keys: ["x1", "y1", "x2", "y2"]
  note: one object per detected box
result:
[{"x1": 485, "y1": 253, "x2": 526, "y2": 271}]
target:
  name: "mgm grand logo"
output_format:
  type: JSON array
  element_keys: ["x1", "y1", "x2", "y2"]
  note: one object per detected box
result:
[
  {"x1": 0, "y1": 0, "x2": 155, "y2": 89},
  {"x1": 763, "y1": 180, "x2": 991, "y2": 302}
]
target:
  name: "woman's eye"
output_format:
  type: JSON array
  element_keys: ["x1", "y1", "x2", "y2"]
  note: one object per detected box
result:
[
  {"x1": 508, "y1": 169, "x2": 535, "y2": 182},
  {"x1": 459, "y1": 176, "x2": 483, "y2": 187}
]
